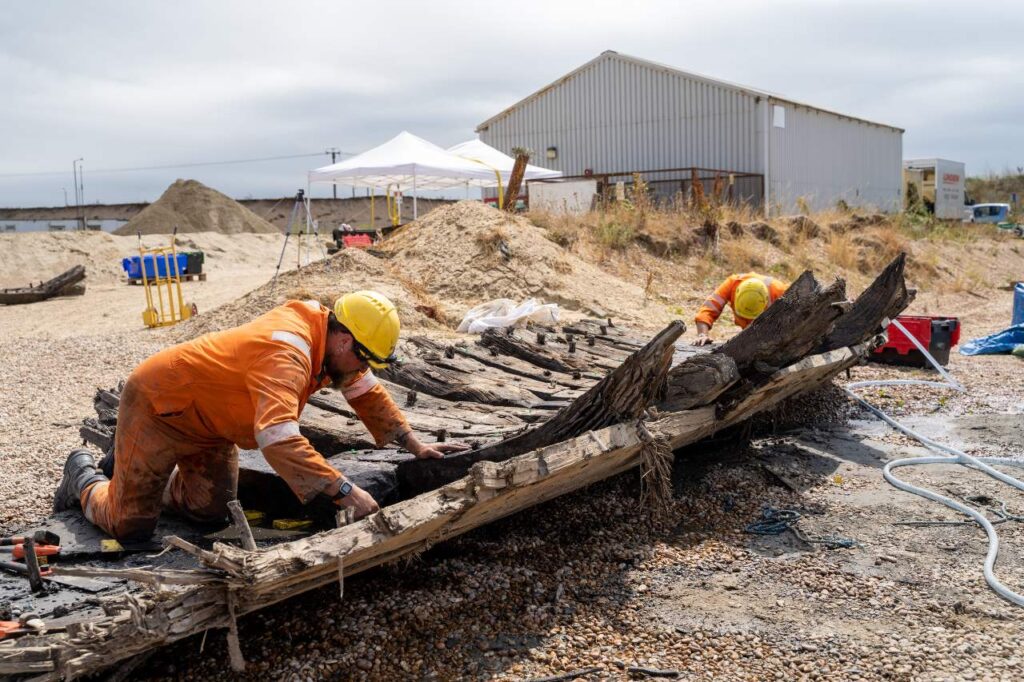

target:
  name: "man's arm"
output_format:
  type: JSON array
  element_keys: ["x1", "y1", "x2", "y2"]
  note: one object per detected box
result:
[
  {"x1": 248, "y1": 350, "x2": 378, "y2": 517},
  {"x1": 343, "y1": 370, "x2": 469, "y2": 457},
  {"x1": 694, "y1": 275, "x2": 741, "y2": 345}
]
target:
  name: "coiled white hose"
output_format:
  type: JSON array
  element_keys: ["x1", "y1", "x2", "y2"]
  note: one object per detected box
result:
[{"x1": 843, "y1": 319, "x2": 1024, "y2": 607}]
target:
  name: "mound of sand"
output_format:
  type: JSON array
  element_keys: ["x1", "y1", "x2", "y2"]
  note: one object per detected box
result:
[
  {"x1": 174, "y1": 248, "x2": 444, "y2": 340},
  {"x1": 379, "y1": 201, "x2": 650, "y2": 322},
  {"x1": 114, "y1": 179, "x2": 281, "y2": 236}
]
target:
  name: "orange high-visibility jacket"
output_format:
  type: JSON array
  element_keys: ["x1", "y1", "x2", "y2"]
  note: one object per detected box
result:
[
  {"x1": 695, "y1": 273, "x2": 789, "y2": 330},
  {"x1": 137, "y1": 300, "x2": 410, "y2": 503}
]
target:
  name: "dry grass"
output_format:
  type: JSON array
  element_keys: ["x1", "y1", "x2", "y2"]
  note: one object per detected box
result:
[
  {"x1": 826, "y1": 232, "x2": 858, "y2": 271},
  {"x1": 388, "y1": 271, "x2": 452, "y2": 326},
  {"x1": 526, "y1": 198, "x2": 1021, "y2": 306},
  {"x1": 719, "y1": 239, "x2": 766, "y2": 272},
  {"x1": 592, "y1": 218, "x2": 636, "y2": 251},
  {"x1": 474, "y1": 226, "x2": 510, "y2": 256}
]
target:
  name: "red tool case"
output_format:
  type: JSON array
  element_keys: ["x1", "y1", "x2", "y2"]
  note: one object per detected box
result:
[
  {"x1": 341, "y1": 234, "x2": 373, "y2": 248},
  {"x1": 871, "y1": 315, "x2": 961, "y2": 367}
]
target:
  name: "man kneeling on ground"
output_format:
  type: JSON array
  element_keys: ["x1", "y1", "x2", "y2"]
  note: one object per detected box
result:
[{"x1": 53, "y1": 291, "x2": 467, "y2": 542}]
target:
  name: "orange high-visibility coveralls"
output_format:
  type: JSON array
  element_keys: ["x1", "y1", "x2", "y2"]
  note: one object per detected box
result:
[
  {"x1": 695, "y1": 273, "x2": 789, "y2": 331},
  {"x1": 82, "y1": 300, "x2": 410, "y2": 542}
]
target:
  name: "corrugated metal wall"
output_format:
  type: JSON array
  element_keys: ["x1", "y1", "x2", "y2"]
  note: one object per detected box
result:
[
  {"x1": 478, "y1": 56, "x2": 762, "y2": 176},
  {"x1": 767, "y1": 100, "x2": 902, "y2": 214},
  {"x1": 479, "y1": 53, "x2": 903, "y2": 214}
]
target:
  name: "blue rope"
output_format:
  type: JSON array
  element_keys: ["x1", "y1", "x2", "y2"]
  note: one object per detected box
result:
[{"x1": 745, "y1": 506, "x2": 858, "y2": 549}]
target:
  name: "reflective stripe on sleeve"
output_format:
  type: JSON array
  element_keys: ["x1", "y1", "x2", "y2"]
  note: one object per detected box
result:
[
  {"x1": 703, "y1": 294, "x2": 726, "y2": 312},
  {"x1": 255, "y1": 420, "x2": 301, "y2": 449},
  {"x1": 271, "y1": 330, "x2": 311, "y2": 362},
  {"x1": 342, "y1": 371, "x2": 379, "y2": 401},
  {"x1": 303, "y1": 299, "x2": 321, "y2": 312}
]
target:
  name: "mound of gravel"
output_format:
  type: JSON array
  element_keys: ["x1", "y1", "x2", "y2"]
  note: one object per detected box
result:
[
  {"x1": 173, "y1": 248, "x2": 445, "y2": 341},
  {"x1": 379, "y1": 201, "x2": 649, "y2": 321},
  {"x1": 114, "y1": 179, "x2": 281, "y2": 236}
]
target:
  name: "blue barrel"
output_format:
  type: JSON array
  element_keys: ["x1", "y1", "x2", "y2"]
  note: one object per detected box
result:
[
  {"x1": 120, "y1": 253, "x2": 189, "y2": 279},
  {"x1": 1013, "y1": 282, "x2": 1024, "y2": 326}
]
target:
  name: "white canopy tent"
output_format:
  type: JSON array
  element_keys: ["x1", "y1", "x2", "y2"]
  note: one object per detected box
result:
[
  {"x1": 447, "y1": 139, "x2": 562, "y2": 182},
  {"x1": 308, "y1": 131, "x2": 499, "y2": 218},
  {"x1": 448, "y1": 139, "x2": 562, "y2": 207}
]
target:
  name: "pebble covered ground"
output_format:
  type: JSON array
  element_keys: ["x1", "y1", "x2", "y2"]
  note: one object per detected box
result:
[
  {"x1": 2, "y1": 218, "x2": 1021, "y2": 680},
  {"x1": 126, "y1": 353, "x2": 1024, "y2": 682}
]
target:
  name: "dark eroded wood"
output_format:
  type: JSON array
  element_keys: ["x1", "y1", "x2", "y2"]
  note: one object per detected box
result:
[
  {"x1": 397, "y1": 321, "x2": 685, "y2": 495},
  {"x1": 716, "y1": 271, "x2": 848, "y2": 374},
  {"x1": 819, "y1": 252, "x2": 915, "y2": 352}
]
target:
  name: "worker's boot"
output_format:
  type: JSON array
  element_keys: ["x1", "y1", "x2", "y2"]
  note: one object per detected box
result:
[{"x1": 53, "y1": 449, "x2": 108, "y2": 513}]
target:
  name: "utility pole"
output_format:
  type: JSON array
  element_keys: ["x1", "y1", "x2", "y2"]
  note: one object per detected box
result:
[
  {"x1": 72, "y1": 158, "x2": 85, "y2": 229},
  {"x1": 325, "y1": 147, "x2": 341, "y2": 200},
  {"x1": 62, "y1": 187, "x2": 68, "y2": 207}
]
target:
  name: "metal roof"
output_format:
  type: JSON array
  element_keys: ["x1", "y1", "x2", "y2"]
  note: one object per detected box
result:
[{"x1": 476, "y1": 50, "x2": 904, "y2": 134}]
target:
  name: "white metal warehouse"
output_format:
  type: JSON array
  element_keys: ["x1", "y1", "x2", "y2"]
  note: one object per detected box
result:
[{"x1": 477, "y1": 51, "x2": 904, "y2": 214}]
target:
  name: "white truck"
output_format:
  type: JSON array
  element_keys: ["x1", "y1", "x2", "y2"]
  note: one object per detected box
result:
[{"x1": 903, "y1": 158, "x2": 966, "y2": 220}]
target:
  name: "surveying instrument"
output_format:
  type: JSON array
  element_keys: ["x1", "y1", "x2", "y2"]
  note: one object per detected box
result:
[{"x1": 273, "y1": 189, "x2": 327, "y2": 284}]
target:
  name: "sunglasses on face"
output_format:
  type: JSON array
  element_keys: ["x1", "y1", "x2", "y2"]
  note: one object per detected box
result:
[{"x1": 352, "y1": 338, "x2": 397, "y2": 368}]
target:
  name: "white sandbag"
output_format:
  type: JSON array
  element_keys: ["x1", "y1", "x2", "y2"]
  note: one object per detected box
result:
[{"x1": 457, "y1": 297, "x2": 559, "y2": 334}]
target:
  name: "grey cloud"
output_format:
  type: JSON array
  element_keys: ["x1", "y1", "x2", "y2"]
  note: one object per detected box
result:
[{"x1": 2, "y1": 0, "x2": 1022, "y2": 206}]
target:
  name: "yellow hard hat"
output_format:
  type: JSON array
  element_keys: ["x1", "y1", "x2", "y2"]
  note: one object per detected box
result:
[
  {"x1": 734, "y1": 277, "x2": 770, "y2": 320},
  {"x1": 333, "y1": 291, "x2": 400, "y2": 369}
]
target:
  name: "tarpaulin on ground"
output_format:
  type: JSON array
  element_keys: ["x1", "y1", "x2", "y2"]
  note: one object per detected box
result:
[{"x1": 960, "y1": 323, "x2": 1024, "y2": 356}]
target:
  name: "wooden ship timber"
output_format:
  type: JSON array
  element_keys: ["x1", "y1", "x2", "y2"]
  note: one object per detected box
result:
[{"x1": 0, "y1": 256, "x2": 912, "y2": 679}]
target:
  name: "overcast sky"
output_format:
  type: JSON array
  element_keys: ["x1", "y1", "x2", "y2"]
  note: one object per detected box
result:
[{"x1": 1, "y1": 0, "x2": 1021, "y2": 207}]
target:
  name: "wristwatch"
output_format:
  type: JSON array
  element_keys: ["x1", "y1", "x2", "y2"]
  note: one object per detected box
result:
[{"x1": 333, "y1": 479, "x2": 354, "y2": 503}]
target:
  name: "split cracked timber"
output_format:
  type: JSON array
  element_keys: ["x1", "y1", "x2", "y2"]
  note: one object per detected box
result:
[{"x1": 0, "y1": 254, "x2": 911, "y2": 679}]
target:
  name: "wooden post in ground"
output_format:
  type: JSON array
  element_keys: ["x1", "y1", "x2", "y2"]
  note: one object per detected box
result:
[{"x1": 503, "y1": 148, "x2": 531, "y2": 212}]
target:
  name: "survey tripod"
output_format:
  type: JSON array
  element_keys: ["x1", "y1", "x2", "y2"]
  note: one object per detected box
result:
[{"x1": 273, "y1": 189, "x2": 327, "y2": 284}]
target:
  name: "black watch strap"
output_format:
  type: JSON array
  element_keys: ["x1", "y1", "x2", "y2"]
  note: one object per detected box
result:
[{"x1": 333, "y1": 479, "x2": 354, "y2": 502}]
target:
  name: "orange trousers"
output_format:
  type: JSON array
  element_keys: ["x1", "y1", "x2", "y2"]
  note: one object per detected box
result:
[{"x1": 82, "y1": 365, "x2": 238, "y2": 542}]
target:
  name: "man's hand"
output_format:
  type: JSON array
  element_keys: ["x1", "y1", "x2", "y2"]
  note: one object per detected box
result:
[
  {"x1": 399, "y1": 431, "x2": 471, "y2": 459},
  {"x1": 694, "y1": 333, "x2": 714, "y2": 346},
  {"x1": 415, "y1": 442, "x2": 471, "y2": 459},
  {"x1": 335, "y1": 483, "x2": 379, "y2": 519}
]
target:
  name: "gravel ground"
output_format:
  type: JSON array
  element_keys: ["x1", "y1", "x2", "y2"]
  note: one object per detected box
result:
[
  {"x1": 0, "y1": 331, "x2": 164, "y2": 532},
  {"x1": 133, "y1": 408, "x2": 1024, "y2": 681},
  {"x1": 127, "y1": 343, "x2": 1023, "y2": 682},
  {"x1": 2, "y1": 244, "x2": 1021, "y2": 679}
]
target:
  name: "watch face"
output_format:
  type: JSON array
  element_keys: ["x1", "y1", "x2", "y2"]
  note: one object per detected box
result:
[{"x1": 340, "y1": 481, "x2": 353, "y2": 496}]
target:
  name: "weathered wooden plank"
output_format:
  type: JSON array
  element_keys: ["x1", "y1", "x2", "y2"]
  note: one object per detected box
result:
[
  {"x1": 406, "y1": 335, "x2": 585, "y2": 401},
  {"x1": 378, "y1": 355, "x2": 543, "y2": 407},
  {"x1": 0, "y1": 264, "x2": 87, "y2": 305},
  {"x1": 716, "y1": 270, "x2": 848, "y2": 375},
  {"x1": 396, "y1": 321, "x2": 685, "y2": 495},
  {"x1": 659, "y1": 352, "x2": 740, "y2": 411},
  {"x1": 0, "y1": 339, "x2": 869, "y2": 680},
  {"x1": 486, "y1": 326, "x2": 630, "y2": 371},
  {"x1": 820, "y1": 253, "x2": 914, "y2": 352},
  {"x1": 718, "y1": 345, "x2": 862, "y2": 424},
  {"x1": 454, "y1": 340, "x2": 601, "y2": 388}
]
